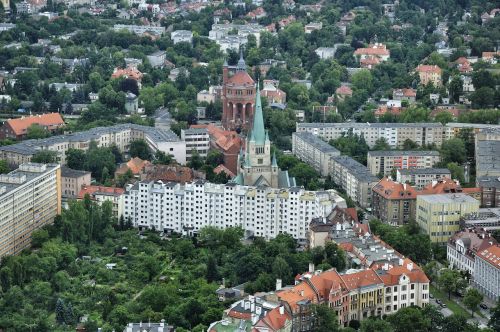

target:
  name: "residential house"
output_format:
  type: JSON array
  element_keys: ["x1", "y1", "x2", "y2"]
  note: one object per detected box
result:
[
  {"x1": 0, "y1": 113, "x2": 64, "y2": 140},
  {"x1": 367, "y1": 150, "x2": 441, "y2": 176},
  {"x1": 372, "y1": 178, "x2": 418, "y2": 225},
  {"x1": 396, "y1": 168, "x2": 451, "y2": 189},
  {"x1": 447, "y1": 228, "x2": 497, "y2": 277},
  {"x1": 61, "y1": 166, "x2": 91, "y2": 199},
  {"x1": 416, "y1": 65, "x2": 442, "y2": 86},
  {"x1": 335, "y1": 85, "x2": 353, "y2": 102},
  {"x1": 392, "y1": 88, "x2": 416, "y2": 104},
  {"x1": 77, "y1": 185, "x2": 125, "y2": 219},
  {"x1": 140, "y1": 164, "x2": 205, "y2": 184},
  {"x1": 125, "y1": 92, "x2": 139, "y2": 114},
  {"x1": 115, "y1": 157, "x2": 151, "y2": 179},
  {"x1": 473, "y1": 244, "x2": 500, "y2": 301},
  {"x1": 261, "y1": 82, "x2": 286, "y2": 104},
  {"x1": 304, "y1": 22, "x2": 322, "y2": 33},
  {"x1": 315, "y1": 47, "x2": 336, "y2": 60},
  {"x1": 171, "y1": 30, "x2": 193, "y2": 44},
  {"x1": 147, "y1": 50, "x2": 166, "y2": 68},
  {"x1": 354, "y1": 43, "x2": 390, "y2": 69}
]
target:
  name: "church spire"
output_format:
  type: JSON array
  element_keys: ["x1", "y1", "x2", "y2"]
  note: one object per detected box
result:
[
  {"x1": 252, "y1": 82, "x2": 266, "y2": 145},
  {"x1": 237, "y1": 48, "x2": 246, "y2": 71}
]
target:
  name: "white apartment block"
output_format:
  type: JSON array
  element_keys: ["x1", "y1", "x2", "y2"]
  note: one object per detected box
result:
[
  {"x1": 396, "y1": 168, "x2": 451, "y2": 189},
  {"x1": 367, "y1": 150, "x2": 441, "y2": 176},
  {"x1": 113, "y1": 24, "x2": 165, "y2": 37},
  {"x1": 330, "y1": 156, "x2": 379, "y2": 208},
  {"x1": 0, "y1": 163, "x2": 61, "y2": 259},
  {"x1": 292, "y1": 132, "x2": 340, "y2": 177},
  {"x1": 296, "y1": 123, "x2": 452, "y2": 149},
  {"x1": 171, "y1": 30, "x2": 193, "y2": 44},
  {"x1": 0, "y1": 124, "x2": 186, "y2": 167},
  {"x1": 209, "y1": 23, "x2": 265, "y2": 52},
  {"x1": 473, "y1": 244, "x2": 500, "y2": 301},
  {"x1": 123, "y1": 181, "x2": 343, "y2": 241},
  {"x1": 181, "y1": 128, "x2": 210, "y2": 161}
]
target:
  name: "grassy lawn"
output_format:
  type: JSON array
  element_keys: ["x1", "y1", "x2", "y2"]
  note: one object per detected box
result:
[{"x1": 430, "y1": 285, "x2": 470, "y2": 317}]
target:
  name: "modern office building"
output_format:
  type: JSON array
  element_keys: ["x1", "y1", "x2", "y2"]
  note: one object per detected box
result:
[
  {"x1": 416, "y1": 193, "x2": 480, "y2": 243},
  {"x1": 296, "y1": 122, "x2": 451, "y2": 149},
  {"x1": 0, "y1": 163, "x2": 61, "y2": 259},
  {"x1": 396, "y1": 168, "x2": 451, "y2": 189},
  {"x1": 292, "y1": 132, "x2": 340, "y2": 177},
  {"x1": 367, "y1": 150, "x2": 441, "y2": 176}
]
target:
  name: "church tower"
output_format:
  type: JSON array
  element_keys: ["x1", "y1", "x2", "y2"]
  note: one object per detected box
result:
[{"x1": 238, "y1": 84, "x2": 280, "y2": 188}]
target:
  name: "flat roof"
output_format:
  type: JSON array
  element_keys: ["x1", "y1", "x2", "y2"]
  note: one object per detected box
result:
[
  {"x1": 293, "y1": 132, "x2": 340, "y2": 154},
  {"x1": 418, "y1": 193, "x2": 479, "y2": 204},
  {"x1": 332, "y1": 155, "x2": 378, "y2": 182},
  {"x1": 368, "y1": 150, "x2": 440, "y2": 157},
  {"x1": 61, "y1": 166, "x2": 90, "y2": 178},
  {"x1": 0, "y1": 163, "x2": 58, "y2": 197},
  {"x1": 398, "y1": 168, "x2": 451, "y2": 175},
  {"x1": 298, "y1": 122, "x2": 444, "y2": 129}
]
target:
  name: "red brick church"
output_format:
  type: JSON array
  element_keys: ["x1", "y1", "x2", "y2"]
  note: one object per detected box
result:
[{"x1": 222, "y1": 53, "x2": 256, "y2": 131}]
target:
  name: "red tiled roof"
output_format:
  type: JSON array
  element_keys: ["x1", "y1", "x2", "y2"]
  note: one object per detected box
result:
[
  {"x1": 373, "y1": 178, "x2": 418, "y2": 200},
  {"x1": 116, "y1": 157, "x2": 151, "y2": 175},
  {"x1": 214, "y1": 164, "x2": 235, "y2": 177},
  {"x1": 477, "y1": 244, "x2": 500, "y2": 270},
  {"x1": 336, "y1": 85, "x2": 352, "y2": 96},
  {"x1": 77, "y1": 186, "x2": 124, "y2": 199},
  {"x1": 354, "y1": 45, "x2": 390, "y2": 56},
  {"x1": 6, "y1": 113, "x2": 64, "y2": 136},
  {"x1": 111, "y1": 67, "x2": 143, "y2": 81},
  {"x1": 416, "y1": 65, "x2": 442, "y2": 73},
  {"x1": 227, "y1": 71, "x2": 255, "y2": 85},
  {"x1": 258, "y1": 307, "x2": 290, "y2": 331}
]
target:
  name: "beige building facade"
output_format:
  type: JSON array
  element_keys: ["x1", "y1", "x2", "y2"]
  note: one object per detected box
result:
[{"x1": 0, "y1": 163, "x2": 61, "y2": 259}]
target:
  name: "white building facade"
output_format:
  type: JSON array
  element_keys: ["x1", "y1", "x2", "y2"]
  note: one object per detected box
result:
[{"x1": 123, "y1": 181, "x2": 342, "y2": 241}]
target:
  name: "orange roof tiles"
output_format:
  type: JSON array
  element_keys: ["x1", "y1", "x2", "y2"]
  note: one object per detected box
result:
[
  {"x1": 190, "y1": 124, "x2": 242, "y2": 153},
  {"x1": 111, "y1": 67, "x2": 143, "y2": 81},
  {"x1": 257, "y1": 307, "x2": 291, "y2": 331},
  {"x1": 6, "y1": 113, "x2": 64, "y2": 136},
  {"x1": 373, "y1": 178, "x2": 418, "y2": 200},
  {"x1": 213, "y1": 164, "x2": 235, "y2": 177},
  {"x1": 416, "y1": 65, "x2": 442, "y2": 73},
  {"x1": 77, "y1": 186, "x2": 124, "y2": 199},
  {"x1": 339, "y1": 269, "x2": 384, "y2": 290},
  {"x1": 116, "y1": 157, "x2": 151, "y2": 175},
  {"x1": 354, "y1": 45, "x2": 390, "y2": 56},
  {"x1": 336, "y1": 85, "x2": 353, "y2": 96},
  {"x1": 227, "y1": 71, "x2": 255, "y2": 85},
  {"x1": 477, "y1": 244, "x2": 500, "y2": 269}
]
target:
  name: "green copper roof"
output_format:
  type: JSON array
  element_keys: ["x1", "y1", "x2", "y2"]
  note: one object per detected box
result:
[
  {"x1": 252, "y1": 82, "x2": 266, "y2": 145},
  {"x1": 272, "y1": 151, "x2": 278, "y2": 167}
]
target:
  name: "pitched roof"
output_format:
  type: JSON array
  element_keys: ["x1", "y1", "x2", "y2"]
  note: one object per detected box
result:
[
  {"x1": 416, "y1": 65, "x2": 442, "y2": 73},
  {"x1": 116, "y1": 157, "x2": 151, "y2": 175},
  {"x1": 477, "y1": 244, "x2": 500, "y2": 270},
  {"x1": 354, "y1": 45, "x2": 390, "y2": 56},
  {"x1": 227, "y1": 71, "x2": 255, "y2": 85},
  {"x1": 257, "y1": 307, "x2": 290, "y2": 331},
  {"x1": 5, "y1": 113, "x2": 64, "y2": 136},
  {"x1": 111, "y1": 67, "x2": 143, "y2": 81},
  {"x1": 214, "y1": 164, "x2": 235, "y2": 177},
  {"x1": 250, "y1": 85, "x2": 266, "y2": 145},
  {"x1": 77, "y1": 185, "x2": 125, "y2": 199},
  {"x1": 336, "y1": 85, "x2": 352, "y2": 95},
  {"x1": 339, "y1": 269, "x2": 384, "y2": 290},
  {"x1": 372, "y1": 177, "x2": 418, "y2": 200}
]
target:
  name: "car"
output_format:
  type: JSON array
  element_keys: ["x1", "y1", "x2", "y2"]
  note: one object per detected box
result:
[
  {"x1": 480, "y1": 303, "x2": 488, "y2": 310},
  {"x1": 436, "y1": 299, "x2": 442, "y2": 305},
  {"x1": 440, "y1": 303, "x2": 447, "y2": 308},
  {"x1": 429, "y1": 294, "x2": 434, "y2": 299}
]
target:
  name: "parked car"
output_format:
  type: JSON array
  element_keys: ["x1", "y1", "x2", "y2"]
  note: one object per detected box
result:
[
  {"x1": 429, "y1": 294, "x2": 434, "y2": 299},
  {"x1": 440, "y1": 303, "x2": 447, "y2": 308},
  {"x1": 480, "y1": 303, "x2": 488, "y2": 310},
  {"x1": 436, "y1": 299, "x2": 442, "y2": 305}
]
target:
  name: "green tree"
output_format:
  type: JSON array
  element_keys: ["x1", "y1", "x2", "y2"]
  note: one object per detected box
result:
[
  {"x1": 313, "y1": 304, "x2": 339, "y2": 332},
  {"x1": 205, "y1": 254, "x2": 219, "y2": 283},
  {"x1": 434, "y1": 111, "x2": 454, "y2": 125},
  {"x1": 489, "y1": 299, "x2": 500, "y2": 331},
  {"x1": 446, "y1": 162, "x2": 465, "y2": 184},
  {"x1": 66, "y1": 149, "x2": 86, "y2": 170},
  {"x1": 272, "y1": 256, "x2": 292, "y2": 282},
  {"x1": 463, "y1": 288, "x2": 483, "y2": 317},
  {"x1": 188, "y1": 150, "x2": 203, "y2": 170},
  {"x1": 0, "y1": 160, "x2": 9, "y2": 174},
  {"x1": 372, "y1": 138, "x2": 391, "y2": 151},
  {"x1": 32, "y1": 150, "x2": 58, "y2": 163},
  {"x1": 440, "y1": 138, "x2": 466, "y2": 165},
  {"x1": 360, "y1": 318, "x2": 393, "y2": 332},
  {"x1": 26, "y1": 124, "x2": 51, "y2": 139},
  {"x1": 351, "y1": 69, "x2": 373, "y2": 93},
  {"x1": 324, "y1": 242, "x2": 346, "y2": 271},
  {"x1": 129, "y1": 139, "x2": 152, "y2": 160},
  {"x1": 55, "y1": 298, "x2": 65, "y2": 324},
  {"x1": 438, "y1": 269, "x2": 466, "y2": 300},
  {"x1": 470, "y1": 87, "x2": 496, "y2": 108},
  {"x1": 402, "y1": 139, "x2": 419, "y2": 150},
  {"x1": 386, "y1": 307, "x2": 430, "y2": 332}
]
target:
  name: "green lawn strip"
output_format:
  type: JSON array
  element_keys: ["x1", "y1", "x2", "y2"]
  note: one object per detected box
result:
[{"x1": 430, "y1": 285, "x2": 470, "y2": 317}]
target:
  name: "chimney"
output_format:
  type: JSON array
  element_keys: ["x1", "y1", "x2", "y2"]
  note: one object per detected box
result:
[
  {"x1": 407, "y1": 262, "x2": 414, "y2": 270},
  {"x1": 308, "y1": 262, "x2": 315, "y2": 273},
  {"x1": 279, "y1": 306, "x2": 285, "y2": 315},
  {"x1": 276, "y1": 278, "x2": 282, "y2": 291},
  {"x1": 300, "y1": 290, "x2": 304, "y2": 297}
]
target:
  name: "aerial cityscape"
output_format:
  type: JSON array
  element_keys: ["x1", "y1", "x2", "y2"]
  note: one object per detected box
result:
[{"x1": 0, "y1": 0, "x2": 499, "y2": 331}]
